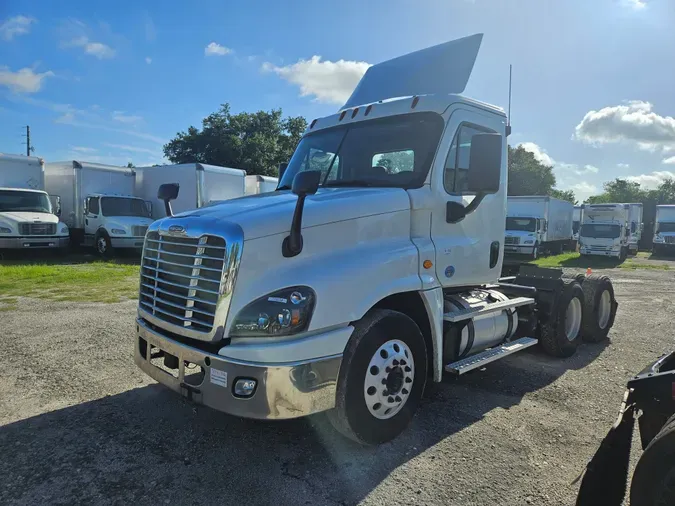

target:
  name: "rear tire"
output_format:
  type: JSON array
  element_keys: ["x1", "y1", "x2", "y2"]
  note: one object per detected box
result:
[
  {"x1": 327, "y1": 309, "x2": 427, "y2": 445},
  {"x1": 580, "y1": 274, "x2": 617, "y2": 343},
  {"x1": 539, "y1": 279, "x2": 584, "y2": 357},
  {"x1": 630, "y1": 414, "x2": 675, "y2": 506}
]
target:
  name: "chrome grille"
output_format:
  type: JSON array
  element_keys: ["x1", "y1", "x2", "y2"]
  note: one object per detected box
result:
[
  {"x1": 666, "y1": 236, "x2": 675, "y2": 244},
  {"x1": 132, "y1": 225, "x2": 149, "y2": 237},
  {"x1": 139, "y1": 231, "x2": 226, "y2": 333},
  {"x1": 19, "y1": 223, "x2": 56, "y2": 235},
  {"x1": 504, "y1": 236, "x2": 520, "y2": 245}
]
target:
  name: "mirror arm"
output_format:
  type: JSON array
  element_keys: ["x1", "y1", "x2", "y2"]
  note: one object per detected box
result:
[
  {"x1": 446, "y1": 193, "x2": 486, "y2": 224},
  {"x1": 282, "y1": 195, "x2": 307, "y2": 257},
  {"x1": 463, "y1": 193, "x2": 485, "y2": 216}
]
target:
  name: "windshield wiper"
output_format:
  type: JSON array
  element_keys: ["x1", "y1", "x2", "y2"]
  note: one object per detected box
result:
[{"x1": 322, "y1": 180, "x2": 376, "y2": 188}]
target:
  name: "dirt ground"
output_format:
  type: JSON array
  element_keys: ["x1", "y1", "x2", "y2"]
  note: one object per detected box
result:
[{"x1": 1, "y1": 265, "x2": 674, "y2": 505}]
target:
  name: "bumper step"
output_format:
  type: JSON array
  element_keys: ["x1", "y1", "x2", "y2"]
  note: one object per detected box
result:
[
  {"x1": 445, "y1": 337, "x2": 538, "y2": 375},
  {"x1": 443, "y1": 296, "x2": 535, "y2": 323}
]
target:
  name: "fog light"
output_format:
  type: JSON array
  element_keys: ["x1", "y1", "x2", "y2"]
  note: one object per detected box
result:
[{"x1": 234, "y1": 378, "x2": 257, "y2": 397}]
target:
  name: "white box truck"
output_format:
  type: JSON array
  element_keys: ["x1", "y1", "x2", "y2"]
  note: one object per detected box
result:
[
  {"x1": 579, "y1": 203, "x2": 641, "y2": 260},
  {"x1": 573, "y1": 205, "x2": 582, "y2": 242},
  {"x1": 45, "y1": 161, "x2": 154, "y2": 256},
  {"x1": 652, "y1": 204, "x2": 675, "y2": 255},
  {"x1": 504, "y1": 196, "x2": 574, "y2": 259},
  {"x1": 245, "y1": 175, "x2": 278, "y2": 196},
  {"x1": 136, "y1": 163, "x2": 247, "y2": 219},
  {"x1": 0, "y1": 154, "x2": 70, "y2": 251},
  {"x1": 132, "y1": 34, "x2": 617, "y2": 446}
]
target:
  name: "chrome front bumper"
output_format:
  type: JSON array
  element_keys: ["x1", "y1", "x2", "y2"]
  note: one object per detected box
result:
[
  {"x1": 135, "y1": 318, "x2": 342, "y2": 420},
  {"x1": 110, "y1": 236, "x2": 145, "y2": 248},
  {"x1": 0, "y1": 236, "x2": 69, "y2": 249},
  {"x1": 504, "y1": 244, "x2": 535, "y2": 254}
]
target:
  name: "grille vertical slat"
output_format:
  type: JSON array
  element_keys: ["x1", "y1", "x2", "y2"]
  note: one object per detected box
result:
[
  {"x1": 132, "y1": 225, "x2": 149, "y2": 237},
  {"x1": 139, "y1": 231, "x2": 226, "y2": 333},
  {"x1": 505, "y1": 236, "x2": 520, "y2": 245},
  {"x1": 666, "y1": 236, "x2": 675, "y2": 244}
]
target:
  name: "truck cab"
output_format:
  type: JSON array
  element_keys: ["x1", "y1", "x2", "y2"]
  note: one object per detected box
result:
[
  {"x1": 579, "y1": 203, "x2": 638, "y2": 260},
  {"x1": 0, "y1": 187, "x2": 70, "y2": 250},
  {"x1": 133, "y1": 34, "x2": 616, "y2": 445},
  {"x1": 83, "y1": 194, "x2": 153, "y2": 255},
  {"x1": 505, "y1": 216, "x2": 543, "y2": 258},
  {"x1": 653, "y1": 204, "x2": 675, "y2": 255}
]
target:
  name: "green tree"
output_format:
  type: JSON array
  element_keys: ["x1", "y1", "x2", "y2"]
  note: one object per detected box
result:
[
  {"x1": 507, "y1": 145, "x2": 575, "y2": 202},
  {"x1": 586, "y1": 179, "x2": 646, "y2": 204},
  {"x1": 163, "y1": 103, "x2": 307, "y2": 177},
  {"x1": 126, "y1": 162, "x2": 135, "y2": 168},
  {"x1": 549, "y1": 188, "x2": 577, "y2": 205},
  {"x1": 376, "y1": 150, "x2": 414, "y2": 173}
]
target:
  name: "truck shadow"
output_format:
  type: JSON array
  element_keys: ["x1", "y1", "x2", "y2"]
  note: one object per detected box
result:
[
  {"x1": 0, "y1": 343, "x2": 607, "y2": 506},
  {"x1": 0, "y1": 248, "x2": 140, "y2": 266}
]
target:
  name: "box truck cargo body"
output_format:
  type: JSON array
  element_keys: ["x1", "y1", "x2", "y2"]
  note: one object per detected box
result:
[
  {"x1": 504, "y1": 196, "x2": 574, "y2": 258},
  {"x1": 245, "y1": 175, "x2": 278, "y2": 196},
  {"x1": 137, "y1": 163, "x2": 247, "y2": 219},
  {"x1": 573, "y1": 206, "x2": 582, "y2": 241},
  {"x1": 653, "y1": 204, "x2": 675, "y2": 254},
  {"x1": 45, "y1": 161, "x2": 153, "y2": 255},
  {"x1": 0, "y1": 154, "x2": 69, "y2": 250}
]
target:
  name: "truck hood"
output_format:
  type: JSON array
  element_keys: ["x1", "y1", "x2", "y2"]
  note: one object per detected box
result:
[
  {"x1": 505, "y1": 230, "x2": 536, "y2": 238},
  {"x1": 0, "y1": 211, "x2": 59, "y2": 225},
  {"x1": 171, "y1": 187, "x2": 411, "y2": 241}
]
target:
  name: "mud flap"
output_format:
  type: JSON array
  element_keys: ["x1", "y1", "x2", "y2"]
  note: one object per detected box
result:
[{"x1": 575, "y1": 390, "x2": 635, "y2": 506}]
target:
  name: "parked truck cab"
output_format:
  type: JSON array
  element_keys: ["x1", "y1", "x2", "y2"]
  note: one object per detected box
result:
[
  {"x1": 579, "y1": 203, "x2": 642, "y2": 260},
  {"x1": 133, "y1": 34, "x2": 617, "y2": 445},
  {"x1": 652, "y1": 204, "x2": 675, "y2": 255},
  {"x1": 0, "y1": 154, "x2": 70, "y2": 251}
]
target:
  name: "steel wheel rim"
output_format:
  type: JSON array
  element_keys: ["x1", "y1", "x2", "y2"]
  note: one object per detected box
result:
[
  {"x1": 97, "y1": 237, "x2": 107, "y2": 253},
  {"x1": 363, "y1": 339, "x2": 415, "y2": 420},
  {"x1": 597, "y1": 290, "x2": 611, "y2": 329},
  {"x1": 565, "y1": 297, "x2": 582, "y2": 341},
  {"x1": 533, "y1": 246, "x2": 538, "y2": 259}
]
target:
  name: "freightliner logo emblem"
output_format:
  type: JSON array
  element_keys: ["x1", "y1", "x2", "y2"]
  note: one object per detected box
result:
[{"x1": 168, "y1": 225, "x2": 186, "y2": 235}]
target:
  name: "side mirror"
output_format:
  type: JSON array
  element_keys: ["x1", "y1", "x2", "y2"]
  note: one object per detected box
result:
[
  {"x1": 278, "y1": 162, "x2": 289, "y2": 179},
  {"x1": 158, "y1": 183, "x2": 180, "y2": 217},
  {"x1": 283, "y1": 171, "x2": 321, "y2": 257},
  {"x1": 292, "y1": 170, "x2": 321, "y2": 196},
  {"x1": 54, "y1": 196, "x2": 62, "y2": 217},
  {"x1": 145, "y1": 200, "x2": 153, "y2": 217},
  {"x1": 83, "y1": 198, "x2": 88, "y2": 215},
  {"x1": 466, "y1": 133, "x2": 502, "y2": 194}
]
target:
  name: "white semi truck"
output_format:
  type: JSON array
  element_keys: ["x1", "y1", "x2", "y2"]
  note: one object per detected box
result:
[
  {"x1": 652, "y1": 204, "x2": 675, "y2": 255},
  {"x1": 45, "y1": 161, "x2": 154, "y2": 256},
  {"x1": 579, "y1": 203, "x2": 642, "y2": 260},
  {"x1": 504, "y1": 196, "x2": 574, "y2": 259},
  {"x1": 133, "y1": 34, "x2": 617, "y2": 445},
  {"x1": 0, "y1": 154, "x2": 70, "y2": 251}
]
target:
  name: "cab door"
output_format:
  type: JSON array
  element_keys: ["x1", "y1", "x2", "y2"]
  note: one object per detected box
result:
[
  {"x1": 429, "y1": 105, "x2": 507, "y2": 287},
  {"x1": 84, "y1": 196, "x2": 102, "y2": 237}
]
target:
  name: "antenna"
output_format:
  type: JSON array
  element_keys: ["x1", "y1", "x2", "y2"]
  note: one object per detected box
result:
[{"x1": 506, "y1": 64, "x2": 512, "y2": 137}]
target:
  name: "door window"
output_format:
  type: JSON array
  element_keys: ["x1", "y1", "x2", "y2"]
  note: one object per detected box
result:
[
  {"x1": 88, "y1": 197, "x2": 99, "y2": 215},
  {"x1": 444, "y1": 124, "x2": 494, "y2": 193}
]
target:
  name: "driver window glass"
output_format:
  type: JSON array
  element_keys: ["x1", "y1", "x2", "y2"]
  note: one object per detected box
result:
[
  {"x1": 444, "y1": 123, "x2": 494, "y2": 194},
  {"x1": 372, "y1": 150, "x2": 414, "y2": 174},
  {"x1": 88, "y1": 197, "x2": 99, "y2": 215}
]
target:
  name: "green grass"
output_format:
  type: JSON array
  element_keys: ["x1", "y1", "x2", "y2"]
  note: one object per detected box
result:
[
  {"x1": 532, "y1": 252, "x2": 671, "y2": 270},
  {"x1": 0, "y1": 262, "x2": 141, "y2": 303}
]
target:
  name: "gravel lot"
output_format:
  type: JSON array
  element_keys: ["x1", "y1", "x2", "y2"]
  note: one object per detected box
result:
[{"x1": 1, "y1": 265, "x2": 674, "y2": 505}]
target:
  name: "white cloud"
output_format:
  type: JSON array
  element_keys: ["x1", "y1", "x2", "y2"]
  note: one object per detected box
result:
[
  {"x1": 626, "y1": 171, "x2": 675, "y2": 189},
  {"x1": 145, "y1": 57, "x2": 152, "y2": 64},
  {"x1": 623, "y1": 0, "x2": 647, "y2": 9},
  {"x1": 262, "y1": 55, "x2": 371, "y2": 104},
  {"x1": 574, "y1": 101, "x2": 675, "y2": 158},
  {"x1": 112, "y1": 111, "x2": 142, "y2": 124},
  {"x1": 663, "y1": 156, "x2": 675, "y2": 165},
  {"x1": 204, "y1": 42, "x2": 231, "y2": 56},
  {"x1": 519, "y1": 142, "x2": 554, "y2": 166},
  {"x1": 617, "y1": 163, "x2": 630, "y2": 169},
  {"x1": 0, "y1": 66, "x2": 54, "y2": 93},
  {"x1": 67, "y1": 36, "x2": 115, "y2": 59},
  {"x1": 0, "y1": 15, "x2": 36, "y2": 41},
  {"x1": 570, "y1": 182, "x2": 599, "y2": 202},
  {"x1": 70, "y1": 146, "x2": 97, "y2": 153},
  {"x1": 104, "y1": 143, "x2": 158, "y2": 155},
  {"x1": 519, "y1": 142, "x2": 598, "y2": 175}
]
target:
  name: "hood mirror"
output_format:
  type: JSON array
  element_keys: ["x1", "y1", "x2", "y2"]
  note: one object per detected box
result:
[
  {"x1": 283, "y1": 171, "x2": 321, "y2": 258},
  {"x1": 158, "y1": 183, "x2": 180, "y2": 217}
]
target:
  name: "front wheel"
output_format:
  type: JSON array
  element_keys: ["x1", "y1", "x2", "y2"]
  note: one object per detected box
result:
[
  {"x1": 619, "y1": 246, "x2": 628, "y2": 262},
  {"x1": 95, "y1": 231, "x2": 112, "y2": 258},
  {"x1": 531, "y1": 244, "x2": 539, "y2": 260},
  {"x1": 327, "y1": 309, "x2": 428, "y2": 445}
]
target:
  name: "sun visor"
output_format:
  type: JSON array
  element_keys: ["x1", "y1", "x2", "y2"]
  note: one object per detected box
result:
[{"x1": 342, "y1": 33, "x2": 483, "y2": 110}]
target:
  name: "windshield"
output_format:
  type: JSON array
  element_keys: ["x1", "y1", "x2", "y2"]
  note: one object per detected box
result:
[
  {"x1": 506, "y1": 217, "x2": 536, "y2": 232},
  {"x1": 573, "y1": 221, "x2": 580, "y2": 234},
  {"x1": 580, "y1": 223, "x2": 621, "y2": 239},
  {"x1": 657, "y1": 222, "x2": 675, "y2": 233},
  {"x1": 278, "y1": 112, "x2": 445, "y2": 190},
  {"x1": 101, "y1": 197, "x2": 150, "y2": 218},
  {"x1": 0, "y1": 190, "x2": 52, "y2": 213}
]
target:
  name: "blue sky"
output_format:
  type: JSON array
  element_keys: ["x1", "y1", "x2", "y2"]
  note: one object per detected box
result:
[{"x1": 1, "y1": 0, "x2": 674, "y2": 201}]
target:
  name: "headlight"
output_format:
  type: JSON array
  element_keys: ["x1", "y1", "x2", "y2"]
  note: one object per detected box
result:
[
  {"x1": 111, "y1": 228, "x2": 126, "y2": 235},
  {"x1": 0, "y1": 226, "x2": 11, "y2": 234},
  {"x1": 524, "y1": 240, "x2": 534, "y2": 244},
  {"x1": 654, "y1": 235, "x2": 664, "y2": 242},
  {"x1": 231, "y1": 286, "x2": 316, "y2": 338},
  {"x1": 60, "y1": 225, "x2": 69, "y2": 234}
]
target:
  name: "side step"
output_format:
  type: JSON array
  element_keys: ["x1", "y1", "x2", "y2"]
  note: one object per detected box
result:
[
  {"x1": 445, "y1": 337, "x2": 539, "y2": 375},
  {"x1": 443, "y1": 296, "x2": 535, "y2": 323}
]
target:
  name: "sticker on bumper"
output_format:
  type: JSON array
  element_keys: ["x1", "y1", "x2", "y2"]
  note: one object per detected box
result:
[{"x1": 210, "y1": 368, "x2": 228, "y2": 387}]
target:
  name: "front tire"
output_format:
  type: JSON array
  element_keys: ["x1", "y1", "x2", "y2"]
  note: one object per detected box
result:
[
  {"x1": 327, "y1": 309, "x2": 428, "y2": 445},
  {"x1": 630, "y1": 414, "x2": 675, "y2": 506},
  {"x1": 531, "y1": 244, "x2": 539, "y2": 260},
  {"x1": 95, "y1": 231, "x2": 112, "y2": 258},
  {"x1": 619, "y1": 246, "x2": 628, "y2": 262},
  {"x1": 539, "y1": 279, "x2": 584, "y2": 357}
]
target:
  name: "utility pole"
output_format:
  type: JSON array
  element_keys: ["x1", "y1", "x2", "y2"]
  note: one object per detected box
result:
[{"x1": 22, "y1": 125, "x2": 33, "y2": 156}]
